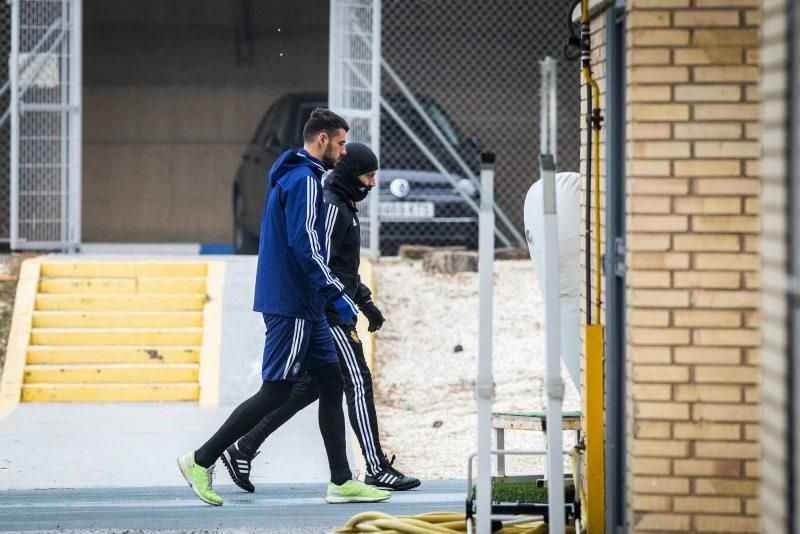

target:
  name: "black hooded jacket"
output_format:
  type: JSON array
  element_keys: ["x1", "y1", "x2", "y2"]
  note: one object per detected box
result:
[{"x1": 322, "y1": 173, "x2": 372, "y2": 327}]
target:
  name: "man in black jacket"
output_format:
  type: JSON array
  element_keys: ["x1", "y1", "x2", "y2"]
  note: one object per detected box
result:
[{"x1": 221, "y1": 143, "x2": 420, "y2": 492}]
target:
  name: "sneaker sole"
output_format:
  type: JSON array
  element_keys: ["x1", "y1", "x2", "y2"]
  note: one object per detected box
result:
[
  {"x1": 325, "y1": 494, "x2": 391, "y2": 504},
  {"x1": 366, "y1": 479, "x2": 422, "y2": 491},
  {"x1": 221, "y1": 450, "x2": 256, "y2": 493},
  {"x1": 177, "y1": 458, "x2": 223, "y2": 506},
  {"x1": 385, "y1": 481, "x2": 422, "y2": 491}
]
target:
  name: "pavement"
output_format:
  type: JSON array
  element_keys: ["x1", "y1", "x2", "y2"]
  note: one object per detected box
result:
[
  {"x1": 0, "y1": 253, "x2": 464, "y2": 531},
  {"x1": 0, "y1": 481, "x2": 466, "y2": 532}
]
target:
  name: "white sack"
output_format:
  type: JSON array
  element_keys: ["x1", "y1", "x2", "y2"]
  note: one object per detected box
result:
[{"x1": 523, "y1": 171, "x2": 581, "y2": 394}]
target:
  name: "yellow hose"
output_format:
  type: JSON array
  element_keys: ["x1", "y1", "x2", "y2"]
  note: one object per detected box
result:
[{"x1": 336, "y1": 511, "x2": 577, "y2": 534}]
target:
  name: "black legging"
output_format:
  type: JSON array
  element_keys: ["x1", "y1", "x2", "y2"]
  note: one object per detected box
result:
[
  {"x1": 194, "y1": 363, "x2": 351, "y2": 484},
  {"x1": 238, "y1": 323, "x2": 385, "y2": 475},
  {"x1": 237, "y1": 373, "x2": 320, "y2": 457}
]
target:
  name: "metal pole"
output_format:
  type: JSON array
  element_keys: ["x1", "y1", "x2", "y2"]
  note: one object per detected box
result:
[
  {"x1": 328, "y1": 0, "x2": 337, "y2": 112},
  {"x1": 604, "y1": 8, "x2": 627, "y2": 532},
  {"x1": 476, "y1": 152, "x2": 495, "y2": 534},
  {"x1": 540, "y1": 57, "x2": 565, "y2": 534},
  {"x1": 787, "y1": 0, "x2": 800, "y2": 531},
  {"x1": 9, "y1": 0, "x2": 20, "y2": 249},
  {"x1": 69, "y1": 0, "x2": 82, "y2": 249},
  {"x1": 549, "y1": 60, "x2": 558, "y2": 164},
  {"x1": 367, "y1": 0, "x2": 381, "y2": 257},
  {"x1": 60, "y1": 0, "x2": 68, "y2": 247}
]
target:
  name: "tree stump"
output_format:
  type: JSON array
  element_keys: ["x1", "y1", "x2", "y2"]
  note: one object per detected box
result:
[
  {"x1": 398, "y1": 244, "x2": 435, "y2": 259},
  {"x1": 422, "y1": 250, "x2": 479, "y2": 274},
  {"x1": 495, "y1": 247, "x2": 531, "y2": 260}
]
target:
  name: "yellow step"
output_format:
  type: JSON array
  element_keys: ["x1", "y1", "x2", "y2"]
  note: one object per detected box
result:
[
  {"x1": 32, "y1": 311, "x2": 204, "y2": 328},
  {"x1": 27, "y1": 346, "x2": 200, "y2": 364},
  {"x1": 23, "y1": 363, "x2": 199, "y2": 384},
  {"x1": 138, "y1": 278, "x2": 206, "y2": 294},
  {"x1": 40, "y1": 278, "x2": 136, "y2": 294},
  {"x1": 21, "y1": 382, "x2": 200, "y2": 402},
  {"x1": 38, "y1": 277, "x2": 207, "y2": 295},
  {"x1": 35, "y1": 294, "x2": 207, "y2": 311},
  {"x1": 40, "y1": 262, "x2": 208, "y2": 278},
  {"x1": 30, "y1": 328, "x2": 203, "y2": 346}
]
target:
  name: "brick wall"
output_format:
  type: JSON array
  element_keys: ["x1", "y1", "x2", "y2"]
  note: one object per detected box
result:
[
  {"x1": 759, "y1": 0, "x2": 790, "y2": 532},
  {"x1": 582, "y1": 1, "x2": 764, "y2": 531}
]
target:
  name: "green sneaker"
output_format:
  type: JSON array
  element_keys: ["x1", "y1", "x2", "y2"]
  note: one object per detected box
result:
[
  {"x1": 325, "y1": 479, "x2": 391, "y2": 503},
  {"x1": 177, "y1": 452, "x2": 224, "y2": 506}
]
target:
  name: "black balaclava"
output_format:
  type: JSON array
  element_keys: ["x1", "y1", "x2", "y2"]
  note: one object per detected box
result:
[{"x1": 326, "y1": 142, "x2": 378, "y2": 204}]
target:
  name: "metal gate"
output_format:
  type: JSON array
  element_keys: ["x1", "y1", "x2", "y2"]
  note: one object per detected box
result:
[
  {"x1": 329, "y1": 0, "x2": 381, "y2": 256},
  {"x1": 8, "y1": 0, "x2": 81, "y2": 250}
]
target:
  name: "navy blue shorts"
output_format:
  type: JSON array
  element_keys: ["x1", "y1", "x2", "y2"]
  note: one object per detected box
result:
[{"x1": 261, "y1": 313, "x2": 339, "y2": 382}]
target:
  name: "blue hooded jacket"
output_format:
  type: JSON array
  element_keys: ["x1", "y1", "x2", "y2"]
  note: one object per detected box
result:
[{"x1": 253, "y1": 148, "x2": 358, "y2": 321}]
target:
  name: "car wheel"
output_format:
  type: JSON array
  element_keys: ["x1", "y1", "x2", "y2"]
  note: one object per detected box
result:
[{"x1": 233, "y1": 193, "x2": 259, "y2": 255}]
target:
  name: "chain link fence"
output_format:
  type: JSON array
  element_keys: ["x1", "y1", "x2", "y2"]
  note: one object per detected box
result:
[
  {"x1": 377, "y1": 0, "x2": 579, "y2": 254},
  {"x1": 0, "y1": 0, "x2": 11, "y2": 243}
]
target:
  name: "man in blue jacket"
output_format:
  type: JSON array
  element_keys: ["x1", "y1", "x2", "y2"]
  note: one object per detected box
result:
[{"x1": 177, "y1": 109, "x2": 390, "y2": 506}]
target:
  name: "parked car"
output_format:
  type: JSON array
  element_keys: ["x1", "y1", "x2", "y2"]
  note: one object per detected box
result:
[{"x1": 232, "y1": 92, "x2": 480, "y2": 255}]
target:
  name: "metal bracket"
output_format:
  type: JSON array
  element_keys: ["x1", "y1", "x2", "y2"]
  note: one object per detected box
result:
[
  {"x1": 614, "y1": 237, "x2": 626, "y2": 277},
  {"x1": 547, "y1": 377, "x2": 565, "y2": 401},
  {"x1": 476, "y1": 382, "x2": 494, "y2": 399}
]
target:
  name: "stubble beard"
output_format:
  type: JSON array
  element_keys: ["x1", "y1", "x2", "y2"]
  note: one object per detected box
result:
[{"x1": 322, "y1": 144, "x2": 340, "y2": 169}]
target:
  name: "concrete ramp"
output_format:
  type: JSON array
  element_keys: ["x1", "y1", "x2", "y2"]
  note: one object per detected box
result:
[{"x1": 0, "y1": 256, "x2": 336, "y2": 489}]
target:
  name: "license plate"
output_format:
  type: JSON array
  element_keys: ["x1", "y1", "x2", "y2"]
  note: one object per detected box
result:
[{"x1": 379, "y1": 202, "x2": 434, "y2": 219}]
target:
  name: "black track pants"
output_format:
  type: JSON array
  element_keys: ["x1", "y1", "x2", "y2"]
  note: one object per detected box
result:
[
  {"x1": 308, "y1": 362, "x2": 351, "y2": 485},
  {"x1": 194, "y1": 380, "x2": 293, "y2": 468},
  {"x1": 238, "y1": 323, "x2": 385, "y2": 475}
]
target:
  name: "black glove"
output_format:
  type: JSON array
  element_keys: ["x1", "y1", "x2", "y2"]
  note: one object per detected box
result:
[{"x1": 360, "y1": 299, "x2": 385, "y2": 332}]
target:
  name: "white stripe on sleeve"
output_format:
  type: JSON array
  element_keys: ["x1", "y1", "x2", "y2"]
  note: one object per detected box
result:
[
  {"x1": 305, "y1": 177, "x2": 344, "y2": 291},
  {"x1": 325, "y1": 204, "x2": 339, "y2": 264}
]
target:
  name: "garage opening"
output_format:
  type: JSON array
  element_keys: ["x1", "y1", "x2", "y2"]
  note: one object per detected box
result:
[{"x1": 82, "y1": 0, "x2": 328, "y2": 244}]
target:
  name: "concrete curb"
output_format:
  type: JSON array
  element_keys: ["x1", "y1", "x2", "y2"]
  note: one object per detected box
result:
[
  {"x1": 199, "y1": 260, "x2": 225, "y2": 407},
  {"x1": 0, "y1": 257, "x2": 43, "y2": 422}
]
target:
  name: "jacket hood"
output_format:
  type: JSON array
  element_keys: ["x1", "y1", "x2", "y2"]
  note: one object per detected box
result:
[{"x1": 269, "y1": 148, "x2": 327, "y2": 186}]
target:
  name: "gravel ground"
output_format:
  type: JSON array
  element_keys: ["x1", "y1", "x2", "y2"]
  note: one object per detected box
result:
[{"x1": 373, "y1": 258, "x2": 581, "y2": 480}]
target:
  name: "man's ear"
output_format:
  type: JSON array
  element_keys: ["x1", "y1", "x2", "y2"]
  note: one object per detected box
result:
[{"x1": 318, "y1": 132, "x2": 329, "y2": 146}]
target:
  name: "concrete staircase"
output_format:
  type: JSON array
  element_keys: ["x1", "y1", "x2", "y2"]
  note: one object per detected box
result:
[{"x1": 20, "y1": 261, "x2": 213, "y2": 402}]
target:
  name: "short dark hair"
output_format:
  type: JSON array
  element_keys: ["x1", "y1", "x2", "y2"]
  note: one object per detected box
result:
[{"x1": 302, "y1": 108, "x2": 349, "y2": 143}]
